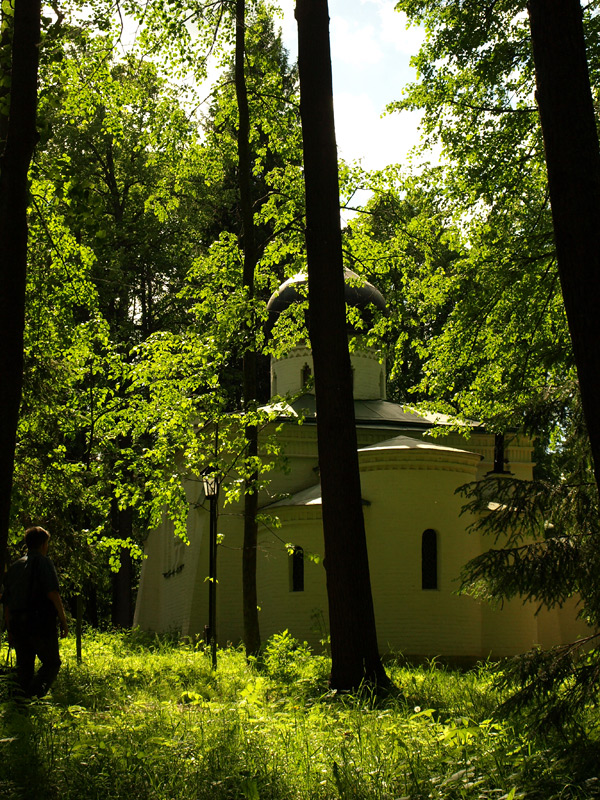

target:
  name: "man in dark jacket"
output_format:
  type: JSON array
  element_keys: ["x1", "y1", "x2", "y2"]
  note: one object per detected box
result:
[{"x1": 1, "y1": 526, "x2": 69, "y2": 698}]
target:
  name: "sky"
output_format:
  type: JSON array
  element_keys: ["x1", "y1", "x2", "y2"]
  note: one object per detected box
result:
[
  {"x1": 123, "y1": 1, "x2": 426, "y2": 172},
  {"x1": 275, "y1": 0, "x2": 426, "y2": 171}
]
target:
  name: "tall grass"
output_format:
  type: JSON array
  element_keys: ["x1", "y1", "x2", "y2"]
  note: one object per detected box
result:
[{"x1": 0, "y1": 630, "x2": 598, "y2": 800}]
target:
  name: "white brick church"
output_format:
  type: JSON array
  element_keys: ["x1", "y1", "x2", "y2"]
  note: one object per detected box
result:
[{"x1": 134, "y1": 271, "x2": 586, "y2": 659}]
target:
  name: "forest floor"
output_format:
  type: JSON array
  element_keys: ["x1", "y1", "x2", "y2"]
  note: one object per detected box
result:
[{"x1": 0, "y1": 630, "x2": 598, "y2": 799}]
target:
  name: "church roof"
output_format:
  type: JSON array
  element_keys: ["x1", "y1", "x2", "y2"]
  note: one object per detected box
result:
[
  {"x1": 358, "y1": 434, "x2": 479, "y2": 458},
  {"x1": 267, "y1": 484, "x2": 323, "y2": 508},
  {"x1": 265, "y1": 484, "x2": 373, "y2": 509},
  {"x1": 265, "y1": 435, "x2": 479, "y2": 510},
  {"x1": 266, "y1": 269, "x2": 386, "y2": 333},
  {"x1": 273, "y1": 394, "x2": 476, "y2": 431}
]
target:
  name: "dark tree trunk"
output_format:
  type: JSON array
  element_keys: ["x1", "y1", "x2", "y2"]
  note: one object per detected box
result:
[
  {"x1": 0, "y1": 10, "x2": 11, "y2": 150},
  {"x1": 235, "y1": 0, "x2": 261, "y2": 657},
  {"x1": 0, "y1": 0, "x2": 41, "y2": 570},
  {"x1": 84, "y1": 582, "x2": 99, "y2": 628},
  {"x1": 110, "y1": 501, "x2": 134, "y2": 628},
  {"x1": 296, "y1": 0, "x2": 388, "y2": 691},
  {"x1": 528, "y1": 0, "x2": 600, "y2": 492}
]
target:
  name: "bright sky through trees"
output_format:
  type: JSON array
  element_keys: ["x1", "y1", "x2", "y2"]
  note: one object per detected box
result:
[
  {"x1": 119, "y1": 1, "x2": 424, "y2": 171},
  {"x1": 278, "y1": 0, "x2": 425, "y2": 169}
]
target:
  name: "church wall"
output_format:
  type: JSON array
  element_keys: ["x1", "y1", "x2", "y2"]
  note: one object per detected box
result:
[
  {"x1": 210, "y1": 503, "x2": 245, "y2": 646},
  {"x1": 203, "y1": 423, "x2": 321, "y2": 646},
  {"x1": 359, "y1": 458, "x2": 484, "y2": 658},
  {"x1": 133, "y1": 524, "x2": 164, "y2": 631},
  {"x1": 475, "y1": 498, "x2": 572, "y2": 657},
  {"x1": 350, "y1": 350, "x2": 386, "y2": 400},
  {"x1": 134, "y1": 383, "x2": 551, "y2": 659},
  {"x1": 134, "y1": 503, "x2": 210, "y2": 637},
  {"x1": 256, "y1": 515, "x2": 328, "y2": 649},
  {"x1": 481, "y1": 597, "x2": 591, "y2": 658},
  {"x1": 252, "y1": 453, "x2": 493, "y2": 657},
  {"x1": 479, "y1": 598, "x2": 539, "y2": 657},
  {"x1": 180, "y1": 508, "x2": 211, "y2": 637},
  {"x1": 137, "y1": 437, "x2": 545, "y2": 656},
  {"x1": 270, "y1": 344, "x2": 385, "y2": 400},
  {"x1": 208, "y1": 503, "x2": 327, "y2": 649},
  {"x1": 260, "y1": 424, "x2": 320, "y2": 502},
  {"x1": 271, "y1": 346, "x2": 313, "y2": 397},
  {"x1": 160, "y1": 531, "x2": 189, "y2": 633},
  {"x1": 535, "y1": 598, "x2": 592, "y2": 649},
  {"x1": 243, "y1": 448, "x2": 494, "y2": 655}
]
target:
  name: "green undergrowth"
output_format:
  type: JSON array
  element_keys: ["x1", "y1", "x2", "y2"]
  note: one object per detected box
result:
[{"x1": 0, "y1": 630, "x2": 598, "y2": 800}]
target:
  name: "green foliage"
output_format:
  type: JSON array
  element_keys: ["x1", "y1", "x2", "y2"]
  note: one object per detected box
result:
[
  {"x1": 343, "y1": 166, "x2": 463, "y2": 403},
  {"x1": 12, "y1": 2, "x2": 305, "y2": 617},
  {"x1": 380, "y1": 0, "x2": 600, "y2": 733},
  {"x1": 457, "y1": 466, "x2": 600, "y2": 725},
  {"x1": 36, "y1": 30, "x2": 196, "y2": 340},
  {"x1": 494, "y1": 636, "x2": 600, "y2": 731},
  {"x1": 260, "y1": 629, "x2": 325, "y2": 685},
  {"x1": 1, "y1": 633, "x2": 599, "y2": 799},
  {"x1": 385, "y1": 0, "x2": 583, "y2": 432},
  {"x1": 391, "y1": 0, "x2": 541, "y2": 204},
  {"x1": 459, "y1": 473, "x2": 599, "y2": 616},
  {"x1": 11, "y1": 8, "x2": 203, "y2": 579}
]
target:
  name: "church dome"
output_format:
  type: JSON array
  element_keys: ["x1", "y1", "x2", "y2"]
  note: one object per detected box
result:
[
  {"x1": 266, "y1": 269, "x2": 388, "y2": 401},
  {"x1": 266, "y1": 268, "x2": 386, "y2": 331}
]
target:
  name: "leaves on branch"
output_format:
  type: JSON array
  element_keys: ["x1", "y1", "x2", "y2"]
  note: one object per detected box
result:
[{"x1": 494, "y1": 634, "x2": 600, "y2": 728}]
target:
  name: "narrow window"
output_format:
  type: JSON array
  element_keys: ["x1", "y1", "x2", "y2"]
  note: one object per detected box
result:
[
  {"x1": 421, "y1": 529, "x2": 438, "y2": 590},
  {"x1": 272, "y1": 371, "x2": 278, "y2": 396},
  {"x1": 290, "y1": 546, "x2": 304, "y2": 592},
  {"x1": 379, "y1": 370, "x2": 385, "y2": 399},
  {"x1": 301, "y1": 363, "x2": 312, "y2": 388}
]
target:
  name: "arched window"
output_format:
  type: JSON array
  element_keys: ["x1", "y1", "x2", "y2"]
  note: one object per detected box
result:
[
  {"x1": 301, "y1": 363, "x2": 312, "y2": 388},
  {"x1": 421, "y1": 529, "x2": 438, "y2": 590},
  {"x1": 290, "y1": 546, "x2": 304, "y2": 592}
]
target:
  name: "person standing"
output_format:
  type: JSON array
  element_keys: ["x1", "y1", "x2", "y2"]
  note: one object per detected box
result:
[{"x1": 1, "y1": 526, "x2": 68, "y2": 698}]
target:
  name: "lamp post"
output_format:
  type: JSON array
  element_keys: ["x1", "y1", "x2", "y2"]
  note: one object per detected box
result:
[{"x1": 202, "y1": 470, "x2": 219, "y2": 670}]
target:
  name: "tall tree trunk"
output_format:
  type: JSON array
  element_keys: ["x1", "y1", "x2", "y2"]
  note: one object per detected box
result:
[
  {"x1": 235, "y1": 0, "x2": 261, "y2": 657},
  {"x1": 296, "y1": 0, "x2": 388, "y2": 691},
  {"x1": 110, "y1": 500, "x2": 134, "y2": 628},
  {"x1": 527, "y1": 0, "x2": 600, "y2": 492},
  {"x1": 0, "y1": 0, "x2": 41, "y2": 569},
  {"x1": 0, "y1": 8, "x2": 12, "y2": 149}
]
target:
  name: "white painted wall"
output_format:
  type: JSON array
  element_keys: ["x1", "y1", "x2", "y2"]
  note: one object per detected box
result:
[
  {"x1": 134, "y1": 387, "x2": 586, "y2": 659},
  {"x1": 271, "y1": 344, "x2": 385, "y2": 400}
]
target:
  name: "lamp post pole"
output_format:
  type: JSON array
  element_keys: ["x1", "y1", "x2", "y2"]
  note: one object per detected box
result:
[
  {"x1": 203, "y1": 468, "x2": 219, "y2": 670},
  {"x1": 203, "y1": 425, "x2": 219, "y2": 670},
  {"x1": 207, "y1": 485, "x2": 218, "y2": 670}
]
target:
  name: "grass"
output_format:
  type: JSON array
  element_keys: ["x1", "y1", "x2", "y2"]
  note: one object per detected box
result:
[{"x1": 0, "y1": 629, "x2": 598, "y2": 800}]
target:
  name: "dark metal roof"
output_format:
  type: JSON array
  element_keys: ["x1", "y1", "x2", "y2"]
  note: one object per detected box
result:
[
  {"x1": 265, "y1": 435, "x2": 479, "y2": 510},
  {"x1": 284, "y1": 394, "x2": 465, "y2": 430},
  {"x1": 266, "y1": 269, "x2": 386, "y2": 333}
]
